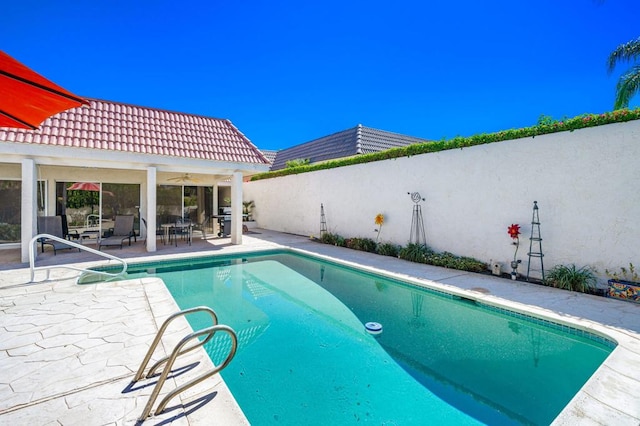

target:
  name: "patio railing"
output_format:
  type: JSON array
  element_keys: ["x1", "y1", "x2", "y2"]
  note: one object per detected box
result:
[{"x1": 29, "y1": 234, "x2": 127, "y2": 283}]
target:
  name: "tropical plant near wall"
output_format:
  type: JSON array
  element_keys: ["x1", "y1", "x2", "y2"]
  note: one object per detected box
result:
[
  {"x1": 545, "y1": 264, "x2": 598, "y2": 293},
  {"x1": 606, "y1": 263, "x2": 639, "y2": 283},
  {"x1": 242, "y1": 200, "x2": 255, "y2": 221},
  {"x1": 608, "y1": 36, "x2": 640, "y2": 110},
  {"x1": 376, "y1": 242, "x2": 400, "y2": 257}
]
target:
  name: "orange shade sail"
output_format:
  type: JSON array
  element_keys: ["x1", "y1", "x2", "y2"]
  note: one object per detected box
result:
[{"x1": 0, "y1": 50, "x2": 88, "y2": 129}]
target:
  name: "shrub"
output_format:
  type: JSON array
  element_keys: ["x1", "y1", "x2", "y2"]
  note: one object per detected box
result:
[
  {"x1": 424, "y1": 251, "x2": 487, "y2": 272},
  {"x1": 376, "y1": 242, "x2": 400, "y2": 257},
  {"x1": 545, "y1": 264, "x2": 598, "y2": 293},
  {"x1": 0, "y1": 223, "x2": 20, "y2": 242},
  {"x1": 320, "y1": 232, "x2": 341, "y2": 245},
  {"x1": 399, "y1": 243, "x2": 432, "y2": 263},
  {"x1": 345, "y1": 237, "x2": 377, "y2": 253}
]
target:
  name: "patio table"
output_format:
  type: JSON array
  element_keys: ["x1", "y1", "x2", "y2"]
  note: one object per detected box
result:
[{"x1": 161, "y1": 223, "x2": 192, "y2": 246}]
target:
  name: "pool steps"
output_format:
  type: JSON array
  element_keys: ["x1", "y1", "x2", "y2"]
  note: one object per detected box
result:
[{"x1": 131, "y1": 306, "x2": 238, "y2": 421}]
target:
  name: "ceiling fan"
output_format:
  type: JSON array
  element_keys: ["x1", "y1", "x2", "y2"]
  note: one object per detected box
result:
[{"x1": 167, "y1": 173, "x2": 201, "y2": 183}]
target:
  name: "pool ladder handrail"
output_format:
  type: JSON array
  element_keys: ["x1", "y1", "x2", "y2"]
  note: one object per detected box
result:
[
  {"x1": 133, "y1": 306, "x2": 238, "y2": 421},
  {"x1": 28, "y1": 233, "x2": 127, "y2": 283}
]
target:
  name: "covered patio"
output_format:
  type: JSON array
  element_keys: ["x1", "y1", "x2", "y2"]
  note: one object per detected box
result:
[{"x1": 0, "y1": 99, "x2": 270, "y2": 262}]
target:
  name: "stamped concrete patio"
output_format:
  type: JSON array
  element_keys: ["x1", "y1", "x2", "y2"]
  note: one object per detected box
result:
[{"x1": 0, "y1": 230, "x2": 638, "y2": 425}]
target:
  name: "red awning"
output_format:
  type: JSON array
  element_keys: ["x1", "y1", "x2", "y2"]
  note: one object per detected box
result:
[{"x1": 0, "y1": 51, "x2": 88, "y2": 129}]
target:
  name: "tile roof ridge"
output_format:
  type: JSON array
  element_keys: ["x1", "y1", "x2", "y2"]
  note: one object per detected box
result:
[
  {"x1": 359, "y1": 124, "x2": 430, "y2": 141},
  {"x1": 355, "y1": 123, "x2": 363, "y2": 154},
  {"x1": 85, "y1": 97, "x2": 231, "y2": 122}
]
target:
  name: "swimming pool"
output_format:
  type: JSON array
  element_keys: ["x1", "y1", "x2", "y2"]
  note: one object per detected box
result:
[{"x1": 117, "y1": 250, "x2": 614, "y2": 425}]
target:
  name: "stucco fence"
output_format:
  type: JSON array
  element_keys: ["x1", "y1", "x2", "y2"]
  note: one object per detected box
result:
[{"x1": 244, "y1": 120, "x2": 639, "y2": 282}]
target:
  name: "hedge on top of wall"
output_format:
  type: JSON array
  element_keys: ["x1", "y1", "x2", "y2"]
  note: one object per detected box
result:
[{"x1": 251, "y1": 108, "x2": 640, "y2": 181}]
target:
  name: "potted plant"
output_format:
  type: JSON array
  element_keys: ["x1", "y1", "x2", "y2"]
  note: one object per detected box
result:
[
  {"x1": 242, "y1": 200, "x2": 257, "y2": 229},
  {"x1": 605, "y1": 263, "x2": 639, "y2": 303}
]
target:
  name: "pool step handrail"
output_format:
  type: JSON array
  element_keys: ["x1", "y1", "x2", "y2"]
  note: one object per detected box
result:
[
  {"x1": 133, "y1": 306, "x2": 238, "y2": 421},
  {"x1": 28, "y1": 233, "x2": 127, "y2": 283}
]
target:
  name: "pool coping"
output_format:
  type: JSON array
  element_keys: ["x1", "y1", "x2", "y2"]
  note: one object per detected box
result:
[{"x1": 0, "y1": 230, "x2": 638, "y2": 424}]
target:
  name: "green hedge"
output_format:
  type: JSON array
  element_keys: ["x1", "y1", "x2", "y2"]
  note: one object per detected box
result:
[
  {"x1": 317, "y1": 234, "x2": 486, "y2": 273},
  {"x1": 252, "y1": 108, "x2": 640, "y2": 181}
]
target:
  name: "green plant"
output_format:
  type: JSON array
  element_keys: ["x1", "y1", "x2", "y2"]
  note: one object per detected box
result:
[
  {"x1": 320, "y1": 232, "x2": 346, "y2": 247},
  {"x1": 605, "y1": 263, "x2": 639, "y2": 282},
  {"x1": 0, "y1": 223, "x2": 21, "y2": 242},
  {"x1": 607, "y1": 36, "x2": 640, "y2": 109},
  {"x1": 320, "y1": 232, "x2": 338, "y2": 245},
  {"x1": 545, "y1": 264, "x2": 598, "y2": 293},
  {"x1": 242, "y1": 200, "x2": 255, "y2": 221},
  {"x1": 345, "y1": 237, "x2": 377, "y2": 253},
  {"x1": 398, "y1": 243, "x2": 431, "y2": 263},
  {"x1": 285, "y1": 158, "x2": 310, "y2": 168},
  {"x1": 376, "y1": 242, "x2": 400, "y2": 257}
]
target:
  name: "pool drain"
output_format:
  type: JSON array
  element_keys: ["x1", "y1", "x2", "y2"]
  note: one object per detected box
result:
[{"x1": 365, "y1": 322, "x2": 383, "y2": 335}]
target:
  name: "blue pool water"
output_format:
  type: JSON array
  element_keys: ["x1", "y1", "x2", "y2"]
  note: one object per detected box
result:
[{"x1": 119, "y1": 250, "x2": 614, "y2": 425}]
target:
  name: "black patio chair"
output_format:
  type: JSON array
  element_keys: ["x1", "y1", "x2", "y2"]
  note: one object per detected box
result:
[{"x1": 37, "y1": 215, "x2": 81, "y2": 255}]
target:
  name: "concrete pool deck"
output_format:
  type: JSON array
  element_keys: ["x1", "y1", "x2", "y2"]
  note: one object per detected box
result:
[{"x1": 0, "y1": 230, "x2": 638, "y2": 425}]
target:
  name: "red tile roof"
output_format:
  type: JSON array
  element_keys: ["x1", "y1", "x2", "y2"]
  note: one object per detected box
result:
[{"x1": 0, "y1": 98, "x2": 269, "y2": 165}]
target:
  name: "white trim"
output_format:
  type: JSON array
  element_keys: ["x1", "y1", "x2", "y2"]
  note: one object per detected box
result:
[{"x1": 0, "y1": 143, "x2": 269, "y2": 176}]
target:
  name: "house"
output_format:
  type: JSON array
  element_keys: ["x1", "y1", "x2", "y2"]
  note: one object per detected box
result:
[
  {"x1": 269, "y1": 124, "x2": 429, "y2": 171},
  {"x1": 0, "y1": 98, "x2": 271, "y2": 261},
  {"x1": 260, "y1": 149, "x2": 278, "y2": 165}
]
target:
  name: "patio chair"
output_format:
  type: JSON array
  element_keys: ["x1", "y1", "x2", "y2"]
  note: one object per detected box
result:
[
  {"x1": 60, "y1": 214, "x2": 80, "y2": 241},
  {"x1": 37, "y1": 215, "x2": 81, "y2": 255},
  {"x1": 141, "y1": 217, "x2": 165, "y2": 244},
  {"x1": 193, "y1": 216, "x2": 209, "y2": 240},
  {"x1": 98, "y1": 215, "x2": 135, "y2": 250}
]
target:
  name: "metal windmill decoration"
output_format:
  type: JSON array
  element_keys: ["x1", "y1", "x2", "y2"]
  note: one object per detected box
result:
[
  {"x1": 408, "y1": 192, "x2": 427, "y2": 247},
  {"x1": 320, "y1": 203, "x2": 327, "y2": 237}
]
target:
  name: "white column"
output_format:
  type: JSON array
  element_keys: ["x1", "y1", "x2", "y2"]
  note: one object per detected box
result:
[
  {"x1": 230, "y1": 171, "x2": 243, "y2": 244},
  {"x1": 146, "y1": 167, "x2": 157, "y2": 252},
  {"x1": 213, "y1": 182, "x2": 219, "y2": 215},
  {"x1": 21, "y1": 159, "x2": 37, "y2": 262},
  {"x1": 213, "y1": 182, "x2": 219, "y2": 235}
]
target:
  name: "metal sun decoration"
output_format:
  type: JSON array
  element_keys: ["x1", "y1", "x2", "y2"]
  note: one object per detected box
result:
[{"x1": 508, "y1": 224, "x2": 522, "y2": 280}]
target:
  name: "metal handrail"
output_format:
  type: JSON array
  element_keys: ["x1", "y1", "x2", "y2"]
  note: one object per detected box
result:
[
  {"x1": 139, "y1": 324, "x2": 238, "y2": 420},
  {"x1": 132, "y1": 306, "x2": 237, "y2": 420},
  {"x1": 133, "y1": 306, "x2": 218, "y2": 381},
  {"x1": 29, "y1": 233, "x2": 127, "y2": 283}
]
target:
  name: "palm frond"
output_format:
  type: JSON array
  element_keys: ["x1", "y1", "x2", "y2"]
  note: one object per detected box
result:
[
  {"x1": 607, "y1": 37, "x2": 640, "y2": 74},
  {"x1": 614, "y1": 65, "x2": 640, "y2": 110}
]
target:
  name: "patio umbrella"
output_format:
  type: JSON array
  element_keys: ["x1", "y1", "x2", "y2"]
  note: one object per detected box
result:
[
  {"x1": 67, "y1": 182, "x2": 114, "y2": 196},
  {"x1": 66, "y1": 182, "x2": 113, "y2": 214},
  {"x1": 67, "y1": 182, "x2": 101, "y2": 191},
  {"x1": 0, "y1": 50, "x2": 88, "y2": 129}
]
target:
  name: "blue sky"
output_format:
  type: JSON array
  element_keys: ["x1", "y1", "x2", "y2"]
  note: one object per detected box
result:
[{"x1": 2, "y1": 0, "x2": 639, "y2": 150}]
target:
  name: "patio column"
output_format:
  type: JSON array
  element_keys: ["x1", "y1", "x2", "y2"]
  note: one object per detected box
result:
[
  {"x1": 21, "y1": 159, "x2": 37, "y2": 263},
  {"x1": 146, "y1": 167, "x2": 157, "y2": 252},
  {"x1": 230, "y1": 171, "x2": 243, "y2": 244}
]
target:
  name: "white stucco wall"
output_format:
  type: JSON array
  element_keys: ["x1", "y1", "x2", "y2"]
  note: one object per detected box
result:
[{"x1": 244, "y1": 120, "x2": 640, "y2": 277}]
